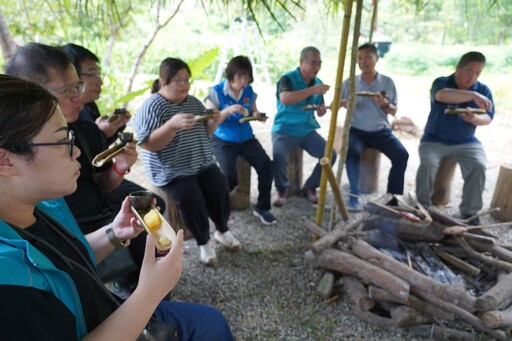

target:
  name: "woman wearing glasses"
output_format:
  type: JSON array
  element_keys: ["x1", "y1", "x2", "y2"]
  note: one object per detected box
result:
[
  {"x1": 135, "y1": 58, "x2": 240, "y2": 266},
  {"x1": 0, "y1": 74, "x2": 233, "y2": 340}
]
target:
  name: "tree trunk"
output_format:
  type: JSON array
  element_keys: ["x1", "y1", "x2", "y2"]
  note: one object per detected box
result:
[{"x1": 0, "y1": 8, "x2": 16, "y2": 60}]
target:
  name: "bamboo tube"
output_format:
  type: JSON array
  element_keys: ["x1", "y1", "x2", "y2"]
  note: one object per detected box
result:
[{"x1": 432, "y1": 247, "x2": 481, "y2": 276}]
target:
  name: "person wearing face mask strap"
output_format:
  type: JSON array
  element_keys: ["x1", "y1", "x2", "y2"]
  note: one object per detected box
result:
[
  {"x1": 205, "y1": 56, "x2": 276, "y2": 225},
  {"x1": 416, "y1": 51, "x2": 495, "y2": 224},
  {"x1": 0, "y1": 74, "x2": 234, "y2": 341}
]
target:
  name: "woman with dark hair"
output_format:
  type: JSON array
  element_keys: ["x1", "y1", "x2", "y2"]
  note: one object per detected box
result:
[
  {"x1": 134, "y1": 58, "x2": 241, "y2": 266},
  {"x1": 0, "y1": 74, "x2": 234, "y2": 340},
  {"x1": 205, "y1": 56, "x2": 276, "y2": 225}
]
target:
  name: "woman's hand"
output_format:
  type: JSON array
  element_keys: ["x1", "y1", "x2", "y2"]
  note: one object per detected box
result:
[
  {"x1": 137, "y1": 229, "x2": 184, "y2": 303},
  {"x1": 111, "y1": 197, "x2": 145, "y2": 241},
  {"x1": 170, "y1": 113, "x2": 196, "y2": 130}
]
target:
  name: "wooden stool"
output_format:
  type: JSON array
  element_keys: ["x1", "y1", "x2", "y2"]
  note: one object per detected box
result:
[
  {"x1": 334, "y1": 125, "x2": 381, "y2": 194},
  {"x1": 490, "y1": 164, "x2": 512, "y2": 221},
  {"x1": 230, "y1": 156, "x2": 251, "y2": 210},
  {"x1": 149, "y1": 185, "x2": 192, "y2": 240},
  {"x1": 287, "y1": 148, "x2": 303, "y2": 196},
  {"x1": 431, "y1": 157, "x2": 457, "y2": 206}
]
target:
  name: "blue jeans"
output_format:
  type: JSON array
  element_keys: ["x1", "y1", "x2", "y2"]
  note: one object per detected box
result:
[
  {"x1": 272, "y1": 131, "x2": 337, "y2": 191},
  {"x1": 346, "y1": 127, "x2": 408, "y2": 196},
  {"x1": 154, "y1": 301, "x2": 234, "y2": 341}
]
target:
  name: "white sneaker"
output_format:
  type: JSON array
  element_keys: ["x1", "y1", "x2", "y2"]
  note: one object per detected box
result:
[
  {"x1": 199, "y1": 243, "x2": 217, "y2": 266},
  {"x1": 214, "y1": 230, "x2": 241, "y2": 252}
]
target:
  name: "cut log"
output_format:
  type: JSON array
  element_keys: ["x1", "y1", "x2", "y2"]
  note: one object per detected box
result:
[
  {"x1": 412, "y1": 288, "x2": 507, "y2": 341},
  {"x1": 287, "y1": 148, "x2": 303, "y2": 196},
  {"x1": 431, "y1": 156, "x2": 457, "y2": 205},
  {"x1": 389, "y1": 305, "x2": 433, "y2": 328},
  {"x1": 343, "y1": 276, "x2": 375, "y2": 311},
  {"x1": 229, "y1": 156, "x2": 251, "y2": 210},
  {"x1": 409, "y1": 325, "x2": 477, "y2": 341},
  {"x1": 468, "y1": 239, "x2": 512, "y2": 263},
  {"x1": 476, "y1": 273, "x2": 512, "y2": 312},
  {"x1": 362, "y1": 216, "x2": 445, "y2": 243},
  {"x1": 432, "y1": 246, "x2": 481, "y2": 276},
  {"x1": 482, "y1": 304, "x2": 512, "y2": 329},
  {"x1": 351, "y1": 239, "x2": 476, "y2": 311},
  {"x1": 311, "y1": 213, "x2": 368, "y2": 254},
  {"x1": 352, "y1": 306, "x2": 395, "y2": 330},
  {"x1": 457, "y1": 237, "x2": 512, "y2": 273},
  {"x1": 316, "y1": 249, "x2": 410, "y2": 300},
  {"x1": 368, "y1": 285, "x2": 454, "y2": 321},
  {"x1": 490, "y1": 164, "x2": 512, "y2": 221},
  {"x1": 316, "y1": 272, "x2": 335, "y2": 299},
  {"x1": 303, "y1": 219, "x2": 327, "y2": 238}
]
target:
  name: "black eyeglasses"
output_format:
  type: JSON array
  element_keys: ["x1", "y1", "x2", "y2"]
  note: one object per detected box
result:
[{"x1": 22, "y1": 130, "x2": 76, "y2": 158}]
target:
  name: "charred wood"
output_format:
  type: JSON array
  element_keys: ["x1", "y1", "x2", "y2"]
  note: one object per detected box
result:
[{"x1": 317, "y1": 249, "x2": 410, "y2": 300}]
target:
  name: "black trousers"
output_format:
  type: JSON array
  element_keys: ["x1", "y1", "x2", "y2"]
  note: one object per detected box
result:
[
  {"x1": 213, "y1": 136, "x2": 273, "y2": 210},
  {"x1": 159, "y1": 165, "x2": 231, "y2": 246}
]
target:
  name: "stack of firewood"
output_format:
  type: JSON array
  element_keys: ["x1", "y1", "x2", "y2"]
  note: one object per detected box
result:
[{"x1": 305, "y1": 195, "x2": 512, "y2": 341}]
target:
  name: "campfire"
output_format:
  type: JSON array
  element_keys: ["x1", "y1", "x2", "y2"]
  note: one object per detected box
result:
[{"x1": 305, "y1": 194, "x2": 512, "y2": 341}]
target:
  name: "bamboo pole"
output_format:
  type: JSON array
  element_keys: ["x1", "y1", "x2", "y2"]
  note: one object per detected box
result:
[
  {"x1": 320, "y1": 157, "x2": 346, "y2": 214},
  {"x1": 315, "y1": 0, "x2": 354, "y2": 227},
  {"x1": 368, "y1": 0, "x2": 379, "y2": 43}
]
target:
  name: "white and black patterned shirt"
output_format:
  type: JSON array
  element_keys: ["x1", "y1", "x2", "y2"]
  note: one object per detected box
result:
[{"x1": 134, "y1": 93, "x2": 214, "y2": 186}]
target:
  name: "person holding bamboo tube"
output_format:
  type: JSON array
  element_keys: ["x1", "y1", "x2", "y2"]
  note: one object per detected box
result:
[
  {"x1": 339, "y1": 43, "x2": 409, "y2": 212},
  {"x1": 272, "y1": 46, "x2": 336, "y2": 207}
]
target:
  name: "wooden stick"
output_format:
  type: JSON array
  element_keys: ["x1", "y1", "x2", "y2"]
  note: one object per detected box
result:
[
  {"x1": 408, "y1": 190, "x2": 433, "y2": 224},
  {"x1": 462, "y1": 207, "x2": 501, "y2": 223},
  {"x1": 311, "y1": 213, "x2": 368, "y2": 254},
  {"x1": 457, "y1": 237, "x2": 512, "y2": 272},
  {"x1": 432, "y1": 246, "x2": 481, "y2": 276},
  {"x1": 367, "y1": 201, "x2": 421, "y2": 223}
]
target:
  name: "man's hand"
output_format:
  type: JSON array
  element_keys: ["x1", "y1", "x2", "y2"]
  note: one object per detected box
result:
[
  {"x1": 310, "y1": 84, "x2": 330, "y2": 95},
  {"x1": 472, "y1": 92, "x2": 493, "y2": 111},
  {"x1": 316, "y1": 105, "x2": 328, "y2": 117}
]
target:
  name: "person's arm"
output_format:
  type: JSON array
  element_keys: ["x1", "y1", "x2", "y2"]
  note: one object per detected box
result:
[
  {"x1": 139, "y1": 113, "x2": 195, "y2": 152},
  {"x1": 460, "y1": 112, "x2": 492, "y2": 126},
  {"x1": 435, "y1": 88, "x2": 493, "y2": 111},
  {"x1": 84, "y1": 197, "x2": 144, "y2": 263},
  {"x1": 279, "y1": 84, "x2": 330, "y2": 105},
  {"x1": 96, "y1": 142, "x2": 138, "y2": 192},
  {"x1": 83, "y1": 230, "x2": 184, "y2": 341}
]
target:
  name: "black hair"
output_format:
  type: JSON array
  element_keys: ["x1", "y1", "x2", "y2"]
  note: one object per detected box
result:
[
  {"x1": 0, "y1": 74, "x2": 58, "y2": 160},
  {"x1": 358, "y1": 43, "x2": 378, "y2": 56},
  {"x1": 151, "y1": 58, "x2": 191, "y2": 93},
  {"x1": 5, "y1": 42, "x2": 73, "y2": 86},
  {"x1": 458, "y1": 51, "x2": 486, "y2": 68},
  {"x1": 225, "y1": 56, "x2": 254, "y2": 83},
  {"x1": 61, "y1": 43, "x2": 100, "y2": 75}
]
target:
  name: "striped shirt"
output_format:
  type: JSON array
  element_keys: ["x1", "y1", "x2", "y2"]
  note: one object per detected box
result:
[{"x1": 134, "y1": 93, "x2": 215, "y2": 186}]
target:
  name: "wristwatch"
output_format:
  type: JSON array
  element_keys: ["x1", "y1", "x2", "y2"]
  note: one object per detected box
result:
[{"x1": 106, "y1": 225, "x2": 131, "y2": 248}]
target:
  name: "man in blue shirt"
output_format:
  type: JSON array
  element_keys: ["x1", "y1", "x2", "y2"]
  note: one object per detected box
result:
[
  {"x1": 272, "y1": 46, "x2": 335, "y2": 206},
  {"x1": 416, "y1": 51, "x2": 494, "y2": 223}
]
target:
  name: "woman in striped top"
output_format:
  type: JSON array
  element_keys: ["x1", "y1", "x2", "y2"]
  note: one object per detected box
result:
[{"x1": 135, "y1": 58, "x2": 241, "y2": 266}]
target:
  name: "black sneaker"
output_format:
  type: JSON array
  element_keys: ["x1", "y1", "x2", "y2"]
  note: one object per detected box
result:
[
  {"x1": 253, "y1": 208, "x2": 277, "y2": 225},
  {"x1": 462, "y1": 214, "x2": 480, "y2": 226}
]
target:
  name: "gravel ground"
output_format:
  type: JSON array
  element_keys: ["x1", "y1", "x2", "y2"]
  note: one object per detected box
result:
[{"x1": 125, "y1": 82, "x2": 511, "y2": 340}]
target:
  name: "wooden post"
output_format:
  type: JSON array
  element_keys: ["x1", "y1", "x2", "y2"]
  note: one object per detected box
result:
[
  {"x1": 287, "y1": 148, "x2": 303, "y2": 196},
  {"x1": 431, "y1": 156, "x2": 457, "y2": 205},
  {"x1": 333, "y1": 125, "x2": 381, "y2": 194},
  {"x1": 490, "y1": 164, "x2": 512, "y2": 221},
  {"x1": 359, "y1": 148, "x2": 381, "y2": 194},
  {"x1": 230, "y1": 156, "x2": 251, "y2": 210}
]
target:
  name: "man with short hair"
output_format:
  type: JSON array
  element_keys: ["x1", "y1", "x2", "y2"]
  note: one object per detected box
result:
[
  {"x1": 416, "y1": 51, "x2": 494, "y2": 223},
  {"x1": 272, "y1": 46, "x2": 336, "y2": 206},
  {"x1": 340, "y1": 43, "x2": 409, "y2": 212}
]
